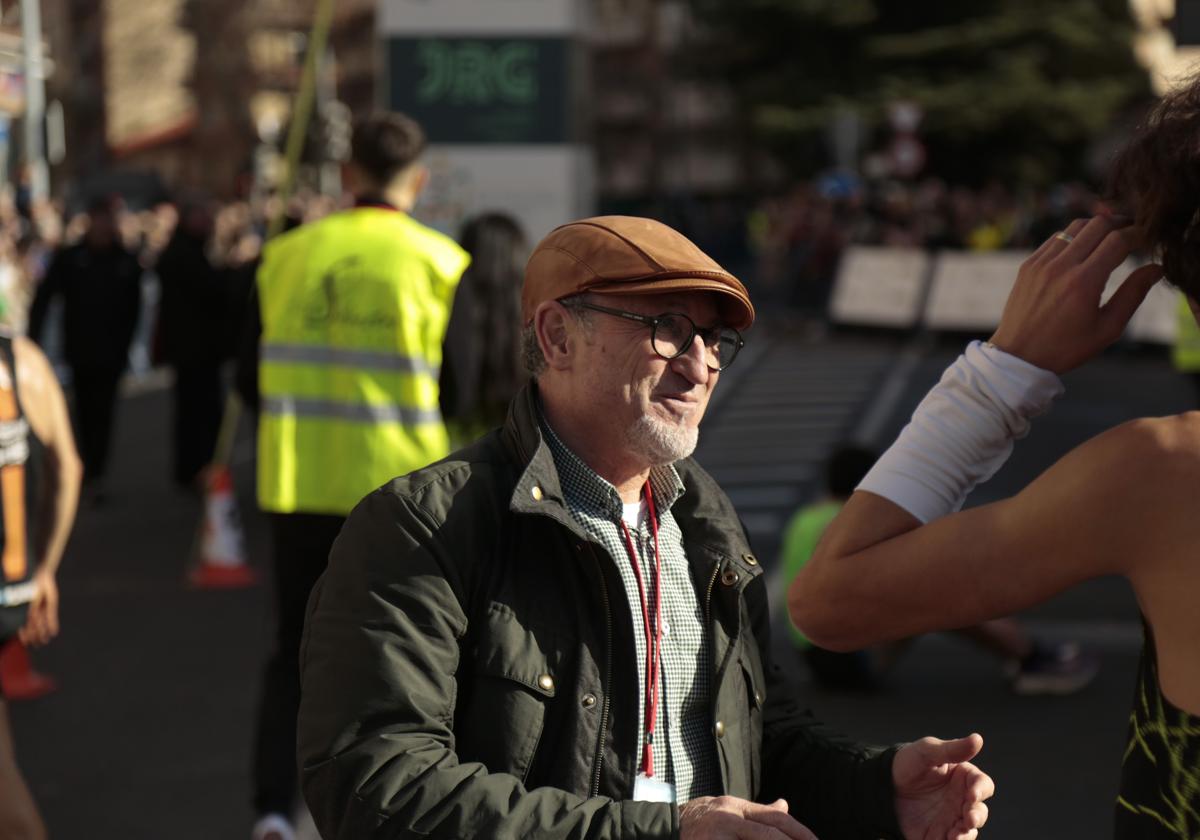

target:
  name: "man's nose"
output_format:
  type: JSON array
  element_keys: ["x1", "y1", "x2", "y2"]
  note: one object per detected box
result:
[{"x1": 670, "y1": 333, "x2": 714, "y2": 384}]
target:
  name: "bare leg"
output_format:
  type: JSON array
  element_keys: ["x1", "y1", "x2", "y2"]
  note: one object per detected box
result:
[{"x1": 0, "y1": 699, "x2": 46, "y2": 840}]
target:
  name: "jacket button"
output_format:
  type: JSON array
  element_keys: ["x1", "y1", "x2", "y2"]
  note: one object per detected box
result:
[
  {"x1": 538, "y1": 673, "x2": 554, "y2": 692},
  {"x1": 531, "y1": 485, "x2": 544, "y2": 501},
  {"x1": 581, "y1": 693, "x2": 597, "y2": 708},
  {"x1": 714, "y1": 720, "x2": 725, "y2": 738},
  {"x1": 721, "y1": 569, "x2": 739, "y2": 586},
  {"x1": 743, "y1": 553, "x2": 758, "y2": 566}
]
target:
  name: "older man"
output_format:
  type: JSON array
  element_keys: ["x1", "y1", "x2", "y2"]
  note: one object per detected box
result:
[{"x1": 298, "y1": 216, "x2": 992, "y2": 840}]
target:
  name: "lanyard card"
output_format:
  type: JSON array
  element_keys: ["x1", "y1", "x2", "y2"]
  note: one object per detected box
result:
[{"x1": 633, "y1": 773, "x2": 676, "y2": 803}]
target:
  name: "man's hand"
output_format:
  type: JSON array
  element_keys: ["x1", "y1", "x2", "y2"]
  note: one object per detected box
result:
[
  {"x1": 989, "y1": 215, "x2": 1163, "y2": 374},
  {"x1": 19, "y1": 568, "x2": 59, "y2": 647},
  {"x1": 679, "y1": 795, "x2": 818, "y2": 840},
  {"x1": 893, "y1": 734, "x2": 994, "y2": 840}
]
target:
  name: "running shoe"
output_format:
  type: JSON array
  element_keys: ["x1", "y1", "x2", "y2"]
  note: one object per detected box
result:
[
  {"x1": 252, "y1": 813, "x2": 295, "y2": 840},
  {"x1": 1009, "y1": 641, "x2": 1099, "y2": 696}
]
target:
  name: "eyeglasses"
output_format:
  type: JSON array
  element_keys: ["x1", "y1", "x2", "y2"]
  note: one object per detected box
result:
[{"x1": 573, "y1": 301, "x2": 745, "y2": 371}]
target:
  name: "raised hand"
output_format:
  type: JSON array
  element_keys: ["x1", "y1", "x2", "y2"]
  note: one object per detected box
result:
[
  {"x1": 989, "y1": 215, "x2": 1164, "y2": 374},
  {"x1": 893, "y1": 734, "x2": 994, "y2": 840}
]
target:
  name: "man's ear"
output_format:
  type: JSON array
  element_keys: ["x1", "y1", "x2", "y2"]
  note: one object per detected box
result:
[{"x1": 534, "y1": 301, "x2": 579, "y2": 371}]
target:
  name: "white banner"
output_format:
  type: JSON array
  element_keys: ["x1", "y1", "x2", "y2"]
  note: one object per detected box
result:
[
  {"x1": 924, "y1": 251, "x2": 1028, "y2": 331},
  {"x1": 829, "y1": 246, "x2": 930, "y2": 328}
]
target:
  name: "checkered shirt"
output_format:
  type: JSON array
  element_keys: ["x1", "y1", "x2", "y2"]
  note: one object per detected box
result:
[{"x1": 541, "y1": 419, "x2": 721, "y2": 801}]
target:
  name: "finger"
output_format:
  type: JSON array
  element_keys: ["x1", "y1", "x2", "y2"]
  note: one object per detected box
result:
[
  {"x1": 964, "y1": 800, "x2": 989, "y2": 829},
  {"x1": 967, "y1": 766, "x2": 996, "y2": 802},
  {"x1": 1058, "y1": 215, "x2": 1118, "y2": 264},
  {"x1": 928, "y1": 733, "x2": 984, "y2": 766},
  {"x1": 1099, "y1": 263, "x2": 1164, "y2": 338},
  {"x1": 1033, "y1": 218, "x2": 1088, "y2": 263},
  {"x1": 1082, "y1": 227, "x2": 1140, "y2": 288}
]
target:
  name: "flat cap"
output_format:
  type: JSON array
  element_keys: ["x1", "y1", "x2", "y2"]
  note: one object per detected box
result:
[{"x1": 522, "y1": 216, "x2": 754, "y2": 329}]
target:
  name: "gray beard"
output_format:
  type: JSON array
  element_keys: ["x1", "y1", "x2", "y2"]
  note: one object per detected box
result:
[{"x1": 626, "y1": 413, "x2": 699, "y2": 466}]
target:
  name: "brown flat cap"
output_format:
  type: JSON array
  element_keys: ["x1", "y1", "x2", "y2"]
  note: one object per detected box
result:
[{"x1": 522, "y1": 216, "x2": 754, "y2": 329}]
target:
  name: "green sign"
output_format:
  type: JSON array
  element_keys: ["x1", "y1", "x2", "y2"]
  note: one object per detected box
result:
[{"x1": 387, "y1": 37, "x2": 570, "y2": 144}]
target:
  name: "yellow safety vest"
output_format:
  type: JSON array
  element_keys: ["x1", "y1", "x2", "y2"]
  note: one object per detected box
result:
[
  {"x1": 1173, "y1": 293, "x2": 1200, "y2": 373},
  {"x1": 256, "y1": 207, "x2": 470, "y2": 515}
]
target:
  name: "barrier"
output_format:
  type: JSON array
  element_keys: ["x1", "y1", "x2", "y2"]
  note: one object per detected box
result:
[
  {"x1": 923, "y1": 250, "x2": 1028, "y2": 331},
  {"x1": 828, "y1": 246, "x2": 930, "y2": 328}
]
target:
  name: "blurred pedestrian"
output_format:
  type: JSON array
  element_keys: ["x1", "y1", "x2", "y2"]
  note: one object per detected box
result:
[
  {"x1": 236, "y1": 111, "x2": 469, "y2": 840},
  {"x1": 0, "y1": 332, "x2": 82, "y2": 839},
  {"x1": 781, "y1": 444, "x2": 1096, "y2": 693},
  {"x1": 438, "y1": 212, "x2": 528, "y2": 446},
  {"x1": 789, "y1": 77, "x2": 1200, "y2": 839},
  {"x1": 28, "y1": 195, "x2": 142, "y2": 503},
  {"x1": 154, "y1": 199, "x2": 226, "y2": 489}
]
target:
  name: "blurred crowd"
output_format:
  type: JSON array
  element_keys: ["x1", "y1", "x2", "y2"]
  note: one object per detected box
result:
[{"x1": 746, "y1": 177, "x2": 1102, "y2": 310}]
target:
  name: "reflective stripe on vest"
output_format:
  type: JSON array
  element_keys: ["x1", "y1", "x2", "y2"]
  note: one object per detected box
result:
[
  {"x1": 255, "y1": 208, "x2": 470, "y2": 515},
  {"x1": 262, "y1": 396, "x2": 443, "y2": 426},
  {"x1": 262, "y1": 342, "x2": 440, "y2": 378}
]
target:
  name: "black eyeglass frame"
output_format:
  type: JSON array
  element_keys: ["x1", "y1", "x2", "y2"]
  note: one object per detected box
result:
[{"x1": 571, "y1": 301, "x2": 745, "y2": 371}]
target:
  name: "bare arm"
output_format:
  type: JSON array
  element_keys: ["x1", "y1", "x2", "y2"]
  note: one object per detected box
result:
[
  {"x1": 14, "y1": 336, "x2": 81, "y2": 645},
  {"x1": 790, "y1": 416, "x2": 1190, "y2": 650},
  {"x1": 789, "y1": 215, "x2": 1168, "y2": 651}
]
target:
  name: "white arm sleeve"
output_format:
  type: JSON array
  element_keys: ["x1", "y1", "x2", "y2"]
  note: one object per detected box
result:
[{"x1": 856, "y1": 340, "x2": 1064, "y2": 523}]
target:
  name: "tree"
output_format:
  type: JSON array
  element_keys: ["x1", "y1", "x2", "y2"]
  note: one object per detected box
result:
[{"x1": 689, "y1": 0, "x2": 1153, "y2": 185}]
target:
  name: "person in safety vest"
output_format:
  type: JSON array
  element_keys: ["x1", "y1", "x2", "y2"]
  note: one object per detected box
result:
[
  {"x1": 0, "y1": 331, "x2": 82, "y2": 839},
  {"x1": 236, "y1": 111, "x2": 469, "y2": 840}
]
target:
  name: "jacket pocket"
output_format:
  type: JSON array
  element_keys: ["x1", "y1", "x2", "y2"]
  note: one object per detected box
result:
[
  {"x1": 456, "y1": 607, "x2": 558, "y2": 784},
  {"x1": 739, "y1": 654, "x2": 765, "y2": 796}
]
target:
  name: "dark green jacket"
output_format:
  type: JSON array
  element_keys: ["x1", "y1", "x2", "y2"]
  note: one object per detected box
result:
[{"x1": 298, "y1": 385, "x2": 902, "y2": 839}]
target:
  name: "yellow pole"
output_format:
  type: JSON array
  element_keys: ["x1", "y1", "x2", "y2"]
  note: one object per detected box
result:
[
  {"x1": 190, "y1": 0, "x2": 338, "y2": 580},
  {"x1": 268, "y1": 0, "x2": 338, "y2": 240}
]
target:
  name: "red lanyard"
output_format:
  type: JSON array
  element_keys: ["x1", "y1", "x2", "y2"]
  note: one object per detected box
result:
[{"x1": 619, "y1": 481, "x2": 663, "y2": 778}]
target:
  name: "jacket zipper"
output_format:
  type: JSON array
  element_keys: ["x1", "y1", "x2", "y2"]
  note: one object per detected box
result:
[
  {"x1": 589, "y1": 545, "x2": 613, "y2": 798},
  {"x1": 703, "y1": 561, "x2": 720, "y2": 624}
]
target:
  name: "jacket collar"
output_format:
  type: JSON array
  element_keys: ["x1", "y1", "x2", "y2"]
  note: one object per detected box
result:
[{"x1": 501, "y1": 383, "x2": 762, "y2": 585}]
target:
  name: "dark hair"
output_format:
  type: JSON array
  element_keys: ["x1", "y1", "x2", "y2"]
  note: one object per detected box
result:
[
  {"x1": 440, "y1": 213, "x2": 529, "y2": 426},
  {"x1": 825, "y1": 445, "x2": 877, "y2": 498},
  {"x1": 1108, "y1": 74, "x2": 1200, "y2": 299},
  {"x1": 351, "y1": 111, "x2": 427, "y2": 187}
]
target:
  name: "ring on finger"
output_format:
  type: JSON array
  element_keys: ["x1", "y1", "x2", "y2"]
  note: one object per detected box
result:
[{"x1": 1053, "y1": 231, "x2": 1074, "y2": 243}]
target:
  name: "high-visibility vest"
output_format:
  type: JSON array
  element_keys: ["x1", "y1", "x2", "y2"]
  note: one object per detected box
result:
[
  {"x1": 1173, "y1": 294, "x2": 1200, "y2": 373},
  {"x1": 256, "y1": 207, "x2": 470, "y2": 515},
  {"x1": 778, "y1": 499, "x2": 844, "y2": 649}
]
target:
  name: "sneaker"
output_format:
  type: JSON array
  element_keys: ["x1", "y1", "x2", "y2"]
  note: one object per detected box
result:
[
  {"x1": 252, "y1": 813, "x2": 296, "y2": 840},
  {"x1": 1009, "y1": 641, "x2": 1099, "y2": 696}
]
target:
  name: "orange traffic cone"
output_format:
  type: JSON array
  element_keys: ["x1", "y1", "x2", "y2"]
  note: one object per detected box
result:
[
  {"x1": 189, "y1": 464, "x2": 258, "y2": 589},
  {"x1": 0, "y1": 639, "x2": 56, "y2": 700}
]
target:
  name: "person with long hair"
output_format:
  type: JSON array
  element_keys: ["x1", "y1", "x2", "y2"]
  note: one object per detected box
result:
[
  {"x1": 439, "y1": 212, "x2": 528, "y2": 445},
  {"x1": 789, "y1": 77, "x2": 1200, "y2": 838}
]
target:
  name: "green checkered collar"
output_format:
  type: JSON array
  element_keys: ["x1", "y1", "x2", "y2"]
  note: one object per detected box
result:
[{"x1": 538, "y1": 410, "x2": 685, "y2": 523}]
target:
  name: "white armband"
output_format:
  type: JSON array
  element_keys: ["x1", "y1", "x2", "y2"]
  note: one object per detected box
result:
[{"x1": 856, "y1": 340, "x2": 1063, "y2": 523}]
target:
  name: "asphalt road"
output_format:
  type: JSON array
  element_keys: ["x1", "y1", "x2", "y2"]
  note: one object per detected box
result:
[{"x1": 11, "y1": 329, "x2": 1194, "y2": 839}]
